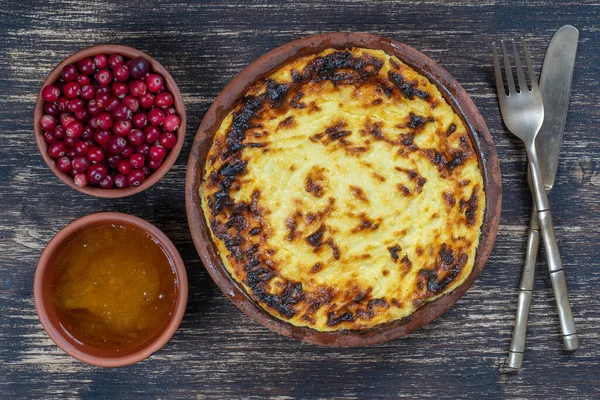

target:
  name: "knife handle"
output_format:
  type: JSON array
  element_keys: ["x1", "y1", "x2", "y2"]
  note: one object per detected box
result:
[
  {"x1": 508, "y1": 207, "x2": 539, "y2": 369},
  {"x1": 527, "y1": 149, "x2": 580, "y2": 351}
]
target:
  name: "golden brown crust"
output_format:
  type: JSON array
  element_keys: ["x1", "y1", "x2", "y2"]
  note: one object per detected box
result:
[{"x1": 201, "y1": 48, "x2": 485, "y2": 331}]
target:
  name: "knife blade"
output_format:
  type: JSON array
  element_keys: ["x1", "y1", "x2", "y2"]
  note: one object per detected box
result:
[
  {"x1": 538, "y1": 25, "x2": 579, "y2": 191},
  {"x1": 507, "y1": 25, "x2": 579, "y2": 369}
]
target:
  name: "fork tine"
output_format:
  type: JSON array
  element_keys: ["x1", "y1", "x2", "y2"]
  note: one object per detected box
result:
[
  {"x1": 492, "y1": 43, "x2": 506, "y2": 99},
  {"x1": 521, "y1": 38, "x2": 538, "y2": 89},
  {"x1": 501, "y1": 40, "x2": 516, "y2": 94},
  {"x1": 511, "y1": 40, "x2": 527, "y2": 92}
]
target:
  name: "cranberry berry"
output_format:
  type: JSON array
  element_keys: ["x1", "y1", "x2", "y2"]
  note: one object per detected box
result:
[
  {"x1": 128, "y1": 57, "x2": 149, "y2": 79},
  {"x1": 42, "y1": 85, "x2": 61, "y2": 102}
]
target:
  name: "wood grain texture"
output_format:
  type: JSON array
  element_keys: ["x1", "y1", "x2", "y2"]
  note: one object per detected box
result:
[{"x1": 1, "y1": 0, "x2": 599, "y2": 398}]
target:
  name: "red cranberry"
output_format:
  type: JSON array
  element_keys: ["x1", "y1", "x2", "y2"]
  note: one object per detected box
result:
[
  {"x1": 64, "y1": 136, "x2": 78, "y2": 147},
  {"x1": 118, "y1": 160, "x2": 132, "y2": 175},
  {"x1": 96, "y1": 69, "x2": 113, "y2": 86},
  {"x1": 44, "y1": 102, "x2": 59, "y2": 116},
  {"x1": 112, "y1": 82, "x2": 128, "y2": 99},
  {"x1": 88, "y1": 164, "x2": 107, "y2": 183},
  {"x1": 67, "y1": 149, "x2": 77, "y2": 159},
  {"x1": 76, "y1": 74, "x2": 91, "y2": 86},
  {"x1": 97, "y1": 112, "x2": 114, "y2": 129},
  {"x1": 146, "y1": 74, "x2": 163, "y2": 93},
  {"x1": 163, "y1": 115, "x2": 180, "y2": 131},
  {"x1": 72, "y1": 156, "x2": 91, "y2": 172},
  {"x1": 87, "y1": 100, "x2": 102, "y2": 116},
  {"x1": 40, "y1": 115, "x2": 57, "y2": 131},
  {"x1": 68, "y1": 98, "x2": 85, "y2": 112},
  {"x1": 87, "y1": 146, "x2": 104, "y2": 162},
  {"x1": 81, "y1": 84, "x2": 96, "y2": 100},
  {"x1": 114, "y1": 174, "x2": 127, "y2": 188},
  {"x1": 127, "y1": 129, "x2": 145, "y2": 146},
  {"x1": 159, "y1": 132, "x2": 177, "y2": 149},
  {"x1": 108, "y1": 54, "x2": 124, "y2": 69},
  {"x1": 81, "y1": 126, "x2": 93, "y2": 141},
  {"x1": 75, "y1": 141, "x2": 89, "y2": 156},
  {"x1": 65, "y1": 120, "x2": 84, "y2": 138},
  {"x1": 74, "y1": 172, "x2": 88, "y2": 187},
  {"x1": 56, "y1": 156, "x2": 72, "y2": 173},
  {"x1": 129, "y1": 154, "x2": 145, "y2": 169},
  {"x1": 108, "y1": 136, "x2": 127, "y2": 155},
  {"x1": 129, "y1": 80, "x2": 147, "y2": 97},
  {"x1": 128, "y1": 57, "x2": 149, "y2": 79},
  {"x1": 62, "y1": 65, "x2": 78, "y2": 82},
  {"x1": 165, "y1": 107, "x2": 176, "y2": 116},
  {"x1": 94, "y1": 129, "x2": 111, "y2": 146},
  {"x1": 122, "y1": 95, "x2": 139, "y2": 113},
  {"x1": 99, "y1": 174, "x2": 114, "y2": 189},
  {"x1": 48, "y1": 142, "x2": 67, "y2": 158},
  {"x1": 96, "y1": 86, "x2": 110, "y2": 96},
  {"x1": 121, "y1": 145, "x2": 135, "y2": 158},
  {"x1": 114, "y1": 65, "x2": 130, "y2": 82},
  {"x1": 64, "y1": 82, "x2": 81, "y2": 99},
  {"x1": 95, "y1": 94, "x2": 110, "y2": 109},
  {"x1": 154, "y1": 92, "x2": 173, "y2": 108},
  {"x1": 147, "y1": 158, "x2": 162, "y2": 170},
  {"x1": 74, "y1": 109, "x2": 90, "y2": 122},
  {"x1": 113, "y1": 120, "x2": 132, "y2": 136},
  {"x1": 94, "y1": 54, "x2": 108, "y2": 69},
  {"x1": 144, "y1": 126, "x2": 160, "y2": 143},
  {"x1": 136, "y1": 143, "x2": 150, "y2": 157},
  {"x1": 105, "y1": 97, "x2": 120, "y2": 112},
  {"x1": 126, "y1": 169, "x2": 145, "y2": 187},
  {"x1": 148, "y1": 108, "x2": 165, "y2": 126},
  {"x1": 60, "y1": 112, "x2": 76, "y2": 128},
  {"x1": 43, "y1": 131, "x2": 56, "y2": 143},
  {"x1": 132, "y1": 113, "x2": 147, "y2": 128},
  {"x1": 149, "y1": 145, "x2": 166, "y2": 161},
  {"x1": 107, "y1": 155, "x2": 122, "y2": 169},
  {"x1": 139, "y1": 92, "x2": 154, "y2": 108},
  {"x1": 53, "y1": 126, "x2": 66, "y2": 139},
  {"x1": 77, "y1": 58, "x2": 95, "y2": 75},
  {"x1": 42, "y1": 85, "x2": 61, "y2": 102},
  {"x1": 57, "y1": 97, "x2": 70, "y2": 111},
  {"x1": 112, "y1": 104, "x2": 132, "y2": 121}
]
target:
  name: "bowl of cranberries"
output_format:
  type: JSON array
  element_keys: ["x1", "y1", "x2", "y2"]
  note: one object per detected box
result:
[{"x1": 34, "y1": 45, "x2": 186, "y2": 197}]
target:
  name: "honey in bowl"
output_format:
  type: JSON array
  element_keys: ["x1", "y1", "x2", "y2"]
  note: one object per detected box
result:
[{"x1": 50, "y1": 223, "x2": 178, "y2": 351}]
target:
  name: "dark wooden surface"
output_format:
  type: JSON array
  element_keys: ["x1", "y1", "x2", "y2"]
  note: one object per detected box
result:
[{"x1": 1, "y1": 0, "x2": 599, "y2": 398}]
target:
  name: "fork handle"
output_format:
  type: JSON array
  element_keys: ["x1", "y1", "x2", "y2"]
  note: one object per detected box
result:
[
  {"x1": 527, "y1": 146, "x2": 579, "y2": 350},
  {"x1": 508, "y1": 207, "x2": 539, "y2": 369}
]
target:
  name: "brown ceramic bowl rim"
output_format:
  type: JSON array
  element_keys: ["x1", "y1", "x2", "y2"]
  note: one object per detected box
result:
[
  {"x1": 34, "y1": 212, "x2": 188, "y2": 367},
  {"x1": 185, "y1": 32, "x2": 502, "y2": 346},
  {"x1": 33, "y1": 44, "x2": 187, "y2": 198}
]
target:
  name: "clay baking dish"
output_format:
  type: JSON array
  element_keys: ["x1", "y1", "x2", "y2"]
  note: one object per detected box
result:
[
  {"x1": 33, "y1": 44, "x2": 186, "y2": 198},
  {"x1": 185, "y1": 32, "x2": 502, "y2": 346},
  {"x1": 34, "y1": 212, "x2": 188, "y2": 367}
]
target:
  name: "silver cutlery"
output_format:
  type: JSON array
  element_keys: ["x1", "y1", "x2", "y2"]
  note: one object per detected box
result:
[
  {"x1": 506, "y1": 26, "x2": 580, "y2": 369},
  {"x1": 492, "y1": 38, "x2": 579, "y2": 359}
]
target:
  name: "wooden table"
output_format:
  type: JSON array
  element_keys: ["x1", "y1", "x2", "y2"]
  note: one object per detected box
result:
[{"x1": 2, "y1": 1, "x2": 599, "y2": 398}]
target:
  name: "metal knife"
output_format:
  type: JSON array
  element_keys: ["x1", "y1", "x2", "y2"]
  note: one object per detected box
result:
[{"x1": 507, "y1": 25, "x2": 579, "y2": 369}]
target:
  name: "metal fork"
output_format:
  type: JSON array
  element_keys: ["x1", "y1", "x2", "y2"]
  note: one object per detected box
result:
[{"x1": 492, "y1": 39, "x2": 579, "y2": 354}]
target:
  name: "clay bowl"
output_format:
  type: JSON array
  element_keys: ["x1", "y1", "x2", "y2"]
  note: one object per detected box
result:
[
  {"x1": 185, "y1": 32, "x2": 502, "y2": 346},
  {"x1": 34, "y1": 212, "x2": 188, "y2": 367},
  {"x1": 33, "y1": 44, "x2": 186, "y2": 198}
]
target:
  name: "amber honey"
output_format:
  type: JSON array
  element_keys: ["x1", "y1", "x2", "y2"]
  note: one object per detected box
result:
[{"x1": 51, "y1": 224, "x2": 178, "y2": 350}]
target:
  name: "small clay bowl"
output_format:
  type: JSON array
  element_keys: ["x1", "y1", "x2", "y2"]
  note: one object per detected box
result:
[
  {"x1": 34, "y1": 212, "x2": 188, "y2": 367},
  {"x1": 33, "y1": 45, "x2": 186, "y2": 198},
  {"x1": 186, "y1": 32, "x2": 502, "y2": 346}
]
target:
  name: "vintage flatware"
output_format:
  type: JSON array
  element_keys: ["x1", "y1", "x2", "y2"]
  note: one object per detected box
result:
[
  {"x1": 507, "y1": 26, "x2": 580, "y2": 369},
  {"x1": 492, "y1": 38, "x2": 579, "y2": 354}
]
